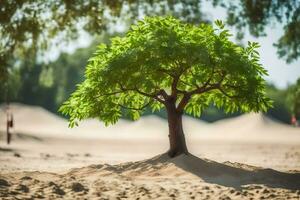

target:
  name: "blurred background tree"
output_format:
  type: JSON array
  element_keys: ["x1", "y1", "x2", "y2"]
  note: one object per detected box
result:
[
  {"x1": 287, "y1": 78, "x2": 300, "y2": 119},
  {"x1": 0, "y1": 0, "x2": 299, "y2": 123},
  {"x1": 0, "y1": 0, "x2": 207, "y2": 81},
  {"x1": 212, "y1": 0, "x2": 300, "y2": 63}
]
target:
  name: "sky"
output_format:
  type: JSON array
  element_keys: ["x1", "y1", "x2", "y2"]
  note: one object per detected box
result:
[{"x1": 52, "y1": 2, "x2": 300, "y2": 89}]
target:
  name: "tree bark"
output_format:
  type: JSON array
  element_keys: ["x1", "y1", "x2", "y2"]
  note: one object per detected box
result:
[{"x1": 166, "y1": 102, "x2": 189, "y2": 157}]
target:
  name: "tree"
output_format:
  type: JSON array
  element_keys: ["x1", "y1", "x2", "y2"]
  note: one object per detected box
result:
[
  {"x1": 0, "y1": 0, "x2": 206, "y2": 81},
  {"x1": 213, "y1": 0, "x2": 300, "y2": 63},
  {"x1": 265, "y1": 84, "x2": 290, "y2": 123},
  {"x1": 287, "y1": 78, "x2": 300, "y2": 119},
  {"x1": 60, "y1": 16, "x2": 271, "y2": 157}
]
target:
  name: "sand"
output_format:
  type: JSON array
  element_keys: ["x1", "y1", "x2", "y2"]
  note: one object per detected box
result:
[
  {"x1": 1, "y1": 154, "x2": 300, "y2": 199},
  {"x1": 0, "y1": 103, "x2": 300, "y2": 199}
]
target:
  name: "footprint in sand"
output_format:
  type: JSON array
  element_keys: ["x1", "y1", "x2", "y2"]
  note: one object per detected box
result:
[
  {"x1": 48, "y1": 181, "x2": 65, "y2": 195},
  {"x1": 219, "y1": 194, "x2": 231, "y2": 200},
  {"x1": 40, "y1": 153, "x2": 51, "y2": 158},
  {"x1": 262, "y1": 188, "x2": 269, "y2": 194},
  {"x1": 66, "y1": 153, "x2": 79, "y2": 158},
  {"x1": 71, "y1": 182, "x2": 87, "y2": 192},
  {"x1": 0, "y1": 179, "x2": 10, "y2": 187},
  {"x1": 52, "y1": 185, "x2": 65, "y2": 195},
  {"x1": 169, "y1": 193, "x2": 176, "y2": 198},
  {"x1": 20, "y1": 176, "x2": 32, "y2": 180},
  {"x1": 15, "y1": 184, "x2": 29, "y2": 193},
  {"x1": 9, "y1": 191, "x2": 20, "y2": 195},
  {"x1": 13, "y1": 152, "x2": 21, "y2": 157},
  {"x1": 118, "y1": 191, "x2": 127, "y2": 198}
]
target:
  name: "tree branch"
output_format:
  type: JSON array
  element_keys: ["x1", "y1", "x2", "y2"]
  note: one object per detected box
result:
[
  {"x1": 187, "y1": 69, "x2": 225, "y2": 96},
  {"x1": 175, "y1": 67, "x2": 218, "y2": 112},
  {"x1": 117, "y1": 82, "x2": 166, "y2": 104},
  {"x1": 117, "y1": 100, "x2": 153, "y2": 111},
  {"x1": 171, "y1": 74, "x2": 180, "y2": 98},
  {"x1": 218, "y1": 86, "x2": 240, "y2": 98},
  {"x1": 201, "y1": 67, "x2": 215, "y2": 88},
  {"x1": 135, "y1": 87, "x2": 166, "y2": 104},
  {"x1": 96, "y1": 90, "x2": 124, "y2": 98},
  {"x1": 176, "y1": 94, "x2": 191, "y2": 113},
  {"x1": 157, "y1": 89, "x2": 169, "y2": 101},
  {"x1": 157, "y1": 68, "x2": 175, "y2": 77},
  {"x1": 170, "y1": 65, "x2": 192, "y2": 98},
  {"x1": 179, "y1": 79, "x2": 195, "y2": 88}
]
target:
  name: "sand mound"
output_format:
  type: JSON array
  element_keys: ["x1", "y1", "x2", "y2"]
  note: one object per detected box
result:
[
  {"x1": 1, "y1": 154, "x2": 299, "y2": 199},
  {"x1": 209, "y1": 113, "x2": 300, "y2": 143},
  {"x1": 213, "y1": 112, "x2": 299, "y2": 132},
  {"x1": 104, "y1": 153, "x2": 300, "y2": 189},
  {"x1": 0, "y1": 103, "x2": 65, "y2": 125},
  {"x1": 214, "y1": 113, "x2": 282, "y2": 128},
  {"x1": 0, "y1": 103, "x2": 170, "y2": 139},
  {"x1": 0, "y1": 103, "x2": 69, "y2": 136}
]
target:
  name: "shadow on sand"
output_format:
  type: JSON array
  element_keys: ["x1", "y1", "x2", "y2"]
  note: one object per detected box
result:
[
  {"x1": 123, "y1": 153, "x2": 300, "y2": 190},
  {"x1": 14, "y1": 133, "x2": 44, "y2": 141},
  {"x1": 0, "y1": 131, "x2": 43, "y2": 142},
  {"x1": 0, "y1": 147, "x2": 14, "y2": 152}
]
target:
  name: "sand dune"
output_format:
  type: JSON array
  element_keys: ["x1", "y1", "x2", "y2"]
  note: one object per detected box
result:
[
  {"x1": 214, "y1": 112, "x2": 293, "y2": 131},
  {"x1": 1, "y1": 103, "x2": 298, "y2": 140},
  {"x1": 0, "y1": 103, "x2": 169, "y2": 139},
  {"x1": 0, "y1": 104, "x2": 162, "y2": 139},
  {"x1": 1, "y1": 103, "x2": 300, "y2": 199},
  {"x1": 0, "y1": 103, "x2": 72, "y2": 136},
  {"x1": 210, "y1": 113, "x2": 300, "y2": 143}
]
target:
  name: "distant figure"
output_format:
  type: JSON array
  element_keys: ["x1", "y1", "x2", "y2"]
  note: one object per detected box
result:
[
  {"x1": 6, "y1": 105, "x2": 13, "y2": 144},
  {"x1": 291, "y1": 115, "x2": 298, "y2": 127}
]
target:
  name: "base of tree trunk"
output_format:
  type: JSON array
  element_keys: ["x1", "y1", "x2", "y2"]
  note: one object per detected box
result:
[{"x1": 167, "y1": 148, "x2": 189, "y2": 158}]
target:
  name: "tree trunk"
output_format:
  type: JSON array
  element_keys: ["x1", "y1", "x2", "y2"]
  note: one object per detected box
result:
[{"x1": 166, "y1": 102, "x2": 189, "y2": 157}]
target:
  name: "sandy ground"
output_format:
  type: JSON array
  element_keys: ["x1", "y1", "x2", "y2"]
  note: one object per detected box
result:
[{"x1": 0, "y1": 103, "x2": 300, "y2": 199}]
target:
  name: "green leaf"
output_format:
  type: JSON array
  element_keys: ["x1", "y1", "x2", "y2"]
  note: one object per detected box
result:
[{"x1": 215, "y1": 20, "x2": 225, "y2": 29}]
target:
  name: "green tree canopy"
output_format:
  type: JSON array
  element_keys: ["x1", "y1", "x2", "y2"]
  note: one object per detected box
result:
[{"x1": 60, "y1": 16, "x2": 271, "y2": 128}]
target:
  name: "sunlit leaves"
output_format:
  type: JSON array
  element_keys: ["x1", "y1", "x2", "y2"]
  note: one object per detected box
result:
[
  {"x1": 60, "y1": 16, "x2": 271, "y2": 127},
  {"x1": 151, "y1": 101, "x2": 164, "y2": 112},
  {"x1": 215, "y1": 20, "x2": 225, "y2": 29},
  {"x1": 185, "y1": 95, "x2": 209, "y2": 117}
]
